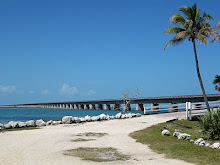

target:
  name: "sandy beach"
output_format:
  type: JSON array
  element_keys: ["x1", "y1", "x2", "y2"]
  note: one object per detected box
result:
[{"x1": 0, "y1": 113, "x2": 194, "y2": 165}]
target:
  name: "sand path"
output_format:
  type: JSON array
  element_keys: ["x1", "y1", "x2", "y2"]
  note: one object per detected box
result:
[{"x1": 0, "y1": 114, "x2": 193, "y2": 165}]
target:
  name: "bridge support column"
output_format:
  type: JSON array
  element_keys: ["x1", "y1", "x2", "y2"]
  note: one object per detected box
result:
[
  {"x1": 151, "y1": 103, "x2": 159, "y2": 111},
  {"x1": 69, "y1": 104, "x2": 73, "y2": 109},
  {"x1": 104, "y1": 104, "x2": 111, "y2": 110},
  {"x1": 79, "y1": 104, "x2": 84, "y2": 109},
  {"x1": 84, "y1": 104, "x2": 89, "y2": 109},
  {"x1": 66, "y1": 104, "x2": 69, "y2": 109},
  {"x1": 74, "y1": 104, "x2": 78, "y2": 109},
  {"x1": 123, "y1": 104, "x2": 131, "y2": 111},
  {"x1": 89, "y1": 104, "x2": 96, "y2": 110},
  {"x1": 96, "y1": 104, "x2": 103, "y2": 110},
  {"x1": 62, "y1": 104, "x2": 65, "y2": 109},
  {"x1": 113, "y1": 104, "x2": 121, "y2": 110},
  {"x1": 136, "y1": 103, "x2": 144, "y2": 111},
  {"x1": 169, "y1": 103, "x2": 178, "y2": 112}
]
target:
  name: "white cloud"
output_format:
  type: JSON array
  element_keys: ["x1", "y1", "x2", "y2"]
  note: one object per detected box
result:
[
  {"x1": 0, "y1": 85, "x2": 16, "y2": 94},
  {"x1": 59, "y1": 84, "x2": 78, "y2": 96},
  {"x1": 41, "y1": 89, "x2": 50, "y2": 95},
  {"x1": 88, "y1": 89, "x2": 96, "y2": 96}
]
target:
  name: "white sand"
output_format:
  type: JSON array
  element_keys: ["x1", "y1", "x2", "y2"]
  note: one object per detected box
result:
[{"x1": 0, "y1": 114, "x2": 194, "y2": 165}]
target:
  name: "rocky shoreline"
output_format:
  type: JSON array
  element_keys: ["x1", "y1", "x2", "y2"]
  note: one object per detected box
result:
[{"x1": 0, "y1": 112, "x2": 141, "y2": 130}]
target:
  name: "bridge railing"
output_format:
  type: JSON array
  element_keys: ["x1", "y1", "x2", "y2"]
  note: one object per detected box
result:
[{"x1": 144, "y1": 100, "x2": 220, "y2": 117}]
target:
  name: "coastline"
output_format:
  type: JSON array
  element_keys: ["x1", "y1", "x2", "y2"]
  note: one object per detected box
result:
[{"x1": 0, "y1": 113, "x2": 193, "y2": 165}]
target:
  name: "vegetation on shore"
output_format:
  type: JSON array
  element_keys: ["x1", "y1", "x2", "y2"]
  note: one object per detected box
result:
[
  {"x1": 0, "y1": 127, "x2": 40, "y2": 133},
  {"x1": 130, "y1": 120, "x2": 220, "y2": 165}
]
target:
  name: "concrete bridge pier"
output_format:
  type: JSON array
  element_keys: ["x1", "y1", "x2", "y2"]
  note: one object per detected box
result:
[
  {"x1": 66, "y1": 104, "x2": 69, "y2": 109},
  {"x1": 89, "y1": 104, "x2": 96, "y2": 110},
  {"x1": 169, "y1": 103, "x2": 178, "y2": 112},
  {"x1": 79, "y1": 104, "x2": 84, "y2": 109},
  {"x1": 74, "y1": 104, "x2": 78, "y2": 109},
  {"x1": 113, "y1": 104, "x2": 121, "y2": 110},
  {"x1": 151, "y1": 103, "x2": 159, "y2": 111},
  {"x1": 96, "y1": 104, "x2": 103, "y2": 110},
  {"x1": 69, "y1": 104, "x2": 73, "y2": 109},
  {"x1": 136, "y1": 103, "x2": 144, "y2": 111},
  {"x1": 104, "y1": 104, "x2": 111, "y2": 110},
  {"x1": 84, "y1": 104, "x2": 89, "y2": 109}
]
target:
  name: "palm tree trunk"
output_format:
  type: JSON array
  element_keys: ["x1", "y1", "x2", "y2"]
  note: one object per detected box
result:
[{"x1": 192, "y1": 39, "x2": 210, "y2": 112}]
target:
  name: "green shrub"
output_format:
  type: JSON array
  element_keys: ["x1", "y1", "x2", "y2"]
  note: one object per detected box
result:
[{"x1": 199, "y1": 108, "x2": 220, "y2": 139}]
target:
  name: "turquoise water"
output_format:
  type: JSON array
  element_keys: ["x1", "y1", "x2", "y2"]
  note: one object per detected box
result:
[{"x1": 0, "y1": 107, "x2": 142, "y2": 124}]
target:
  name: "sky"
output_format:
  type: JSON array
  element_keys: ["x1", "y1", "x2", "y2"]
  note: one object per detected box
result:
[{"x1": 0, "y1": 0, "x2": 219, "y2": 105}]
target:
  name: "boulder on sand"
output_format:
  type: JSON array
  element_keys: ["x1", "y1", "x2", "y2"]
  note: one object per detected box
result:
[
  {"x1": 61, "y1": 116, "x2": 72, "y2": 124},
  {"x1": 36, "y1": 119, "x2": 46, "y2": 127},
  {"x1": 26, "y1": 120, "x2": 36, "y2": 127}
]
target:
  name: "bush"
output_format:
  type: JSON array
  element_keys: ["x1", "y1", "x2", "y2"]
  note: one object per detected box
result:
[{"x1": 199, "y1": 108, "x2": 220, "y2": 139}]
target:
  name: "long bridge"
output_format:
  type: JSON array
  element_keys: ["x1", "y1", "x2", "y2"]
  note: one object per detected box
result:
[{"x1": 11, "y1": 94, "x2": 220, "y2": 111}]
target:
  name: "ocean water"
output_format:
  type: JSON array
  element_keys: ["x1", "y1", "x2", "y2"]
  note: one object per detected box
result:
[{"x1": 0, "y1": 107, "x2": 143, "y2": 124}]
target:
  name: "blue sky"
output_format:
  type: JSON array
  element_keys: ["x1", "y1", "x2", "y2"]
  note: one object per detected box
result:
[{"x1": 0, "y1": 0, "x2": 219, "y2": 105}]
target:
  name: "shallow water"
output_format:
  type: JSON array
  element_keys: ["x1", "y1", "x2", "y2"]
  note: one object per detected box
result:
[{"x1": 0, "y1": 107, "x2": 143, "y2": 124}]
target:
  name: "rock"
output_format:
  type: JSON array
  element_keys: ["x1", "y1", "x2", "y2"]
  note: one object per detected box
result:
[
  {"x1": 57, "y1": 121, "x2": 62, "y2": 124},
  {"x1": 190, "y1": 139, "x2": 194, "y2": 143},
  {"x1": 9, "y1": 121, "x2": 18, "y2": 128},
  {"x1": 173, "y1": 131, "x2": 180, "y2": 137},
  {"x1": 79, "y1": 118, "x2": 86, "y2": 122},
  {"x1": 136, "y1": 113, "x2": 141, "y2": 117},
  {"x1": 106, "y1": 115, "x2": 110, "y2": 120},
  {"x1": 98, "y1": 114, "x2": 106, "y2": 120},
  {"x1": 72, "y1": 117, "x2": 81, "y2": 123},
  {"x1": 131, "y1": 113, "x2": 137, "y2": 117},
  {"x1": 177, "y1": 133, "x2": 191, "y2": 140},
  {"x1": 18, "y1": 122, "x2": 27, "y2": 128},
  {"x1": 36, "y1": 119, "x2": 46, "y2": 127},
  {"x1": 210, "y1": 142, "x2": 220, "y2": 149},
  {"x1": 161, "y1": 129, "x2": 170, "y2": 136},
  {"x1": 84, "y1": 115, "x2": 91, "y2": 122},
  {"x1": 126, "y1": 113, "x2": 132, "y2": 118},
  {"x1": 91, "y1": 116, "x2": 99, "y2": 121},
  {"x1": 198, "y1": 140, "x2": 206, "y2": 146},
  {"x1": 110, "y1": 116, "x2": 115, "y2": 119},
  {"x1": 4, "y1": 123, "x2": 11, "y2": 129},
  {"x1": 115, "y1": 113, "x2": 122, "y2": 119},
  {"x1": 62, "y1": 116, "x2": 72, "y2": 124},
  {"x1": 46, "y1": 120, "x2": 53, "y2": 126},
  {"x1": 51, "y1": 121, "x2": 59, "y2": 125},
  {"x1": 205, "y1": 143, "x2": 211, "y2": 147},
  {"x1": 194, "y1": 138, "x2": 204, "y2": 145},
  {"x1": 121, "y1": 114, "x2": 126, "y2": 119},
  {"x1": 26, "y1": 120, "x2": 36, "y2": 127}
]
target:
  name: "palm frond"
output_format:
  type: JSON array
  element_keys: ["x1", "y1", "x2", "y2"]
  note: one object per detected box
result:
[
  {"x1": 169, "y1": 14, "x2": 186, "y2": 26},
  {"x1": 164, "y1": 31, "x2": 189, "y2": 50},
  {"x1": 216, "y1": 21, "x2": 220, "y2": 28},
  {"x1": 213, "y1": 75, "x2": 220, "y2": 85},
  {"x1": 164, "y1": 27, "x2": 185, "y2": 34},
  {"x1": 197, "y1": 34, "x2": 208, "y2": 44}
]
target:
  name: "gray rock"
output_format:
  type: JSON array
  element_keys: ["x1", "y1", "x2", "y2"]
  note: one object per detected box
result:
[
  {"x1": 136, "y1": 113, "x2": 141, "y2": 117},
  {"x1": 36, "y1": 119, "x2": 46, "y2": 127},
  {"x1": 18, "y1": 122, "x2": 27, "y2": 128},
  {"x1": 205, "y1": 143, "x2": 211, "y2": 147},
  {"x1": 62, "y1": 116, "x2": 72, "y2": 124},
  {"x1": 126, "y1": 113, "x2": 132, "y2": 118},
  {"x1": 84, "y1": 115, "x2": 91, "y2": 122},
  {"x1": 91, "y1": 116, "x2": 99, "y2": 121},
  {"x1": 173, "y1": 131, "x2": 180, "y2": 137},
  {"x1": 210, "y1": 142, "x2": 220, "y2": 149},
  {"x1": 194, "y1": 138, "x2": 204, "y2": 145},
  {"x1": 177, "y1": 133, "x2": 191, "y2": 140},
  {"x1": 190, "y1": 139, "x2": 194, "y2": 143},
  {"x1": 4, "y1": 123, "x2": 11, "y2": 129},
  {"x1": 46, "y1": 120, "x2": 53, "y2": 126},
  {"x1": 78, "y1": 117, "x2": 86, "y2": 122},
  {"x1": 161, "y1": 129, "x2": 170, "y2": 136},
  {"x1": 9, "y1": 121, "x2": 18, "y2": 128},
  {"x1": 115, "y1": 113, "x2": 122, "y2": 119},
  {"x1": 51, "y1": 121, "x2": 59, "y2": 125},
  {"x1": 198, "y1": 140, "x2": 206, "y2": 146},
  {"x1": 110, "y1": 116, "x2": 115, "y2": 119},
  {"x1": 72, "y1": 117, "x2": 81, "y2": 123},
  {"x1": 26, "y1": 120, "x2": 36, "y2": 127},
  {"x1": 121, "y1": 114, "x2": 126, "y2": 119},
  {"x1": 106, "y1": 115, "x2": 110, "y2": 120},
  {"x1": 98, "y1": 114, "x2": 106, "y2": 120}
]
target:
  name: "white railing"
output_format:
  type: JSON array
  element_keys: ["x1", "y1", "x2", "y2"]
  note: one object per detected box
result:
[{"x1": 144, "y1": 100, "x2": 220, "y2": 119}]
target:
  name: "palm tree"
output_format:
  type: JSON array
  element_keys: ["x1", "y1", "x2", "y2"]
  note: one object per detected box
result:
[
  {"x1": 216, "y1": 21, "x2": 220, "y2": 28},
  {"x1": 164, "y1": 3, "x2": 217, "y2": 112},
  {"x1": 213, "y1": 75, "x2": 220, "y2": 91}
]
